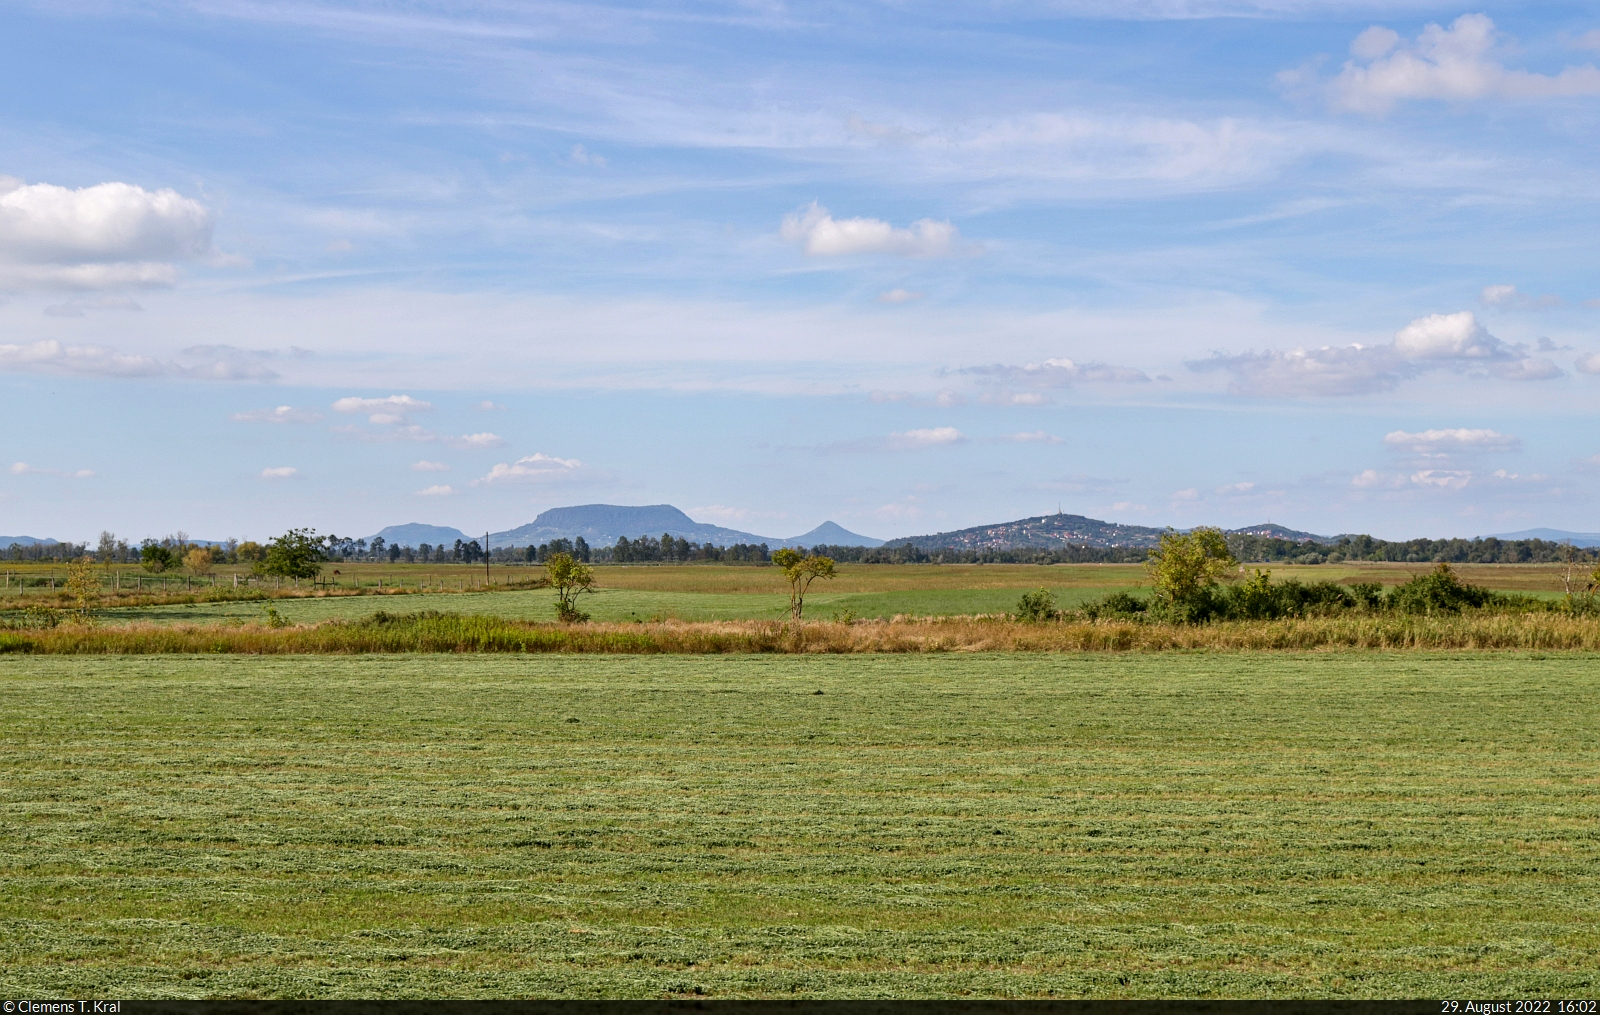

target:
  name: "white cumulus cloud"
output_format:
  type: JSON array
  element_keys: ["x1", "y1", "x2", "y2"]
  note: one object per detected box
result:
[
  {"x1": 1410, "y1": 469, "x2": 1471, "y2": 489},
  {"x1": 782, "y1": 202, "x2": 957, "y2": 258},
  {"x1": 0, "y1": 177, "x2": 213, "y2": 290},
  {"x1": 332, "y1": 394, "x2": 433, "y2": 424},
  {"x1": 1573, "y1": 352, "x2": 1600, "y2": 374},
  {"x1": 0, "y1": 338, "x2": 163, "y2": 378},
  {"x1": 1188, "y1": 311, "x2": 1553, "y2": 397},
  {"x1": 260, "y1": 466, "x2": 298, "y2": 479},
  {"x1": 1479, "y1": 284, "x2": 1560, "y2": 309},
  {"x1": 1326, "y1": 14, "x2": 1600, "y2": 116},
  {"x1": 1392, "y1": 311, "x2": 1506, "y2": 360},
  {"x1": 415, "y1": 484, "x2": 454, "y2": 496},
  {"x1": 411, "y1": 460, "x2": 449, "y2": 472},
  {"x1": 479, "y1": 453, "x2": 584, "y2": 483}
]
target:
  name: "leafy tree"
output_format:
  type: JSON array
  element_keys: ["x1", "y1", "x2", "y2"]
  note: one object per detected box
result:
[
  {"x1": 184, "y1": 547, "x2": 215, "y2": 575},
  {"x1": 236, "y1": 541, "x2": 266, "y2": 564},
  {"x1": 65, "y1": 556, "x2": 100, "y2": 617},
  {"x1": 574, "y1": 536, "x2": 591, "y2": 563},
  {"x1": 545, "y1": 552, "x2": 595, "y2": 622},
  {"x1": 1015, "y1": 587, "x2": 1059, "y2": 622},
  {"x1": 772, "y1": 548, "x2": 837, "y2": 622},
  {"x1": 1146, "y1": 527, "x2": 1236, "y2": 623},
  {"x1": 255, "y1": 528, "x2": 325, "y2": 580},
  {"x1": 140, "y1": 541, "x2": 175, "y2": 573}
]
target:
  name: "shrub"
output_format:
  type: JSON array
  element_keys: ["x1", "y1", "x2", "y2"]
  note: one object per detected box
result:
[
  {"x1": 1079, "y1": 591, "x2": 1149, "y2": 622},
  {"x1": 1386, "y1": 562, "x2": 1496, "y2": 614},
  {"x1": 1015, "y1": 587, "x2": 1059, "y2": 622},
  {"x1": 1346, "y1": 582, "x2": 1384, "y2": 609}
]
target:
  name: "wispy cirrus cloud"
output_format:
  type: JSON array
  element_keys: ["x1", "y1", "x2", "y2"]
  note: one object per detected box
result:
[
  {"x1": 0, "y1": 338, "x2": 279, "y2": 381},
  {"x1": 964, "y1": 357, "x2": 1150, "y2": 386},
  {"x1": 231, "y1": 405, "x2": 324, "y2": 424},
  {"x1": 1000, "y1": 430, "x2": 1063, "y2": 444},
  {"x1": 817, "y1": 426, "x2": 969, "y2": 454},
  {"x1": 11, "y1": 462, "x2": 94, "y2": 478},
  {"x1": 1383, "y1": 428, "x2": 1520, "y2": 456},
  {"x1": 259, "y1": 466, "x2": 298, "y2": 479}
]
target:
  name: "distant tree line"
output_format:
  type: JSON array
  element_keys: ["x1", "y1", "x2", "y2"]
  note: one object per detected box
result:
[
  {"x1": 13, "y1": 527, "x2": 1595, "y2": 569},
  {"x1": 1227, "y1": 533, "x2": 1599, "y2": 565}
]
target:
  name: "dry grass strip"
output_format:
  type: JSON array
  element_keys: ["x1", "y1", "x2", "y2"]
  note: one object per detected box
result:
[{"x1": 6, "y1": 610, "x2": 1600, "y2": 654}]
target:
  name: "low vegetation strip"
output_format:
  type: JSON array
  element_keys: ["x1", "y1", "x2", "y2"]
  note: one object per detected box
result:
[{"x1": 7, "y1": 609, "x2": 1600, "y2": 654}]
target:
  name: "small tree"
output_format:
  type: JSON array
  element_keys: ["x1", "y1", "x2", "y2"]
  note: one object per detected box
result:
[
  {"x1": 65, "y1": 556, "x2": 100, "y2": 617},
  {"x1": 772, "y1": 547, "x2": 837, "y2": 622},
  {"x1": 255, "y1": 528, "x2": 325, "y2": 580},
  {"x1": 545, "y1": 552, "x2": 595, "y2": 622},
  {"x1": 184, "y1": 547, "x2": 215, "y2": 575},
  {"x1": 1146, "y1": 527, "x2": 1236, "y2": 623},
  {"x1": 236, "y1": 541, "x2": 266, "y2": 564},
  {"x1": 139, "y1": 541, "x2": 175, "y2": 573}
]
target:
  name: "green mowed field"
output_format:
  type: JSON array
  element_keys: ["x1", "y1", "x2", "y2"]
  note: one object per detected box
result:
[
  {"x1": 94, "y1": 585, "x2": 1133, "y2": 627},
  {"x1": 3, "y1": 653, "x2": 1598, "y2": 998}
]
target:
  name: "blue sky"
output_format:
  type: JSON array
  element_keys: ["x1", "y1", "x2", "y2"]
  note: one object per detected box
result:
[{"x1": 3, "y1": 0, "x2": 1600, "y2": 544}]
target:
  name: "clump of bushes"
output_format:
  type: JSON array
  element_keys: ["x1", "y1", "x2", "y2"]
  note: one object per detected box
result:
[
  {"x1": 1015, "y1": 587, "x2": 1060, "y2": 622},
  {"x1": 1029, "y1": 531, "x2": 1523, "y2": 626}
]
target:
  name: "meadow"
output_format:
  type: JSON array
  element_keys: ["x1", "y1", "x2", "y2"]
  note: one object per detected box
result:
[
  {"x1": 2, "y1": 652, "x2": 1597, "y2": 998},
  {"x1": 1, "y1": 560, "x2": 1575, "y2": 629}
]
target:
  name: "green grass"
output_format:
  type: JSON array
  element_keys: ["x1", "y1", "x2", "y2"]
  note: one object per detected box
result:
[
  {"x1": 90, "y1": 585, "x2": 1132, "y2": 627},
  {"x1": 3, "y1": 653, "x2": 1598, "y2": 998}
]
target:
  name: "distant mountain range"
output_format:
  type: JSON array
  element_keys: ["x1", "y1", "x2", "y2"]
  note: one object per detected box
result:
[
  {"x1": 1486, "y1": 528, "x2": 1600, "y2": 548},
  {"x1": 369, "y1": 505, "x2": 884, "y2": 550},
  {"x1": 22, "y1": 513, "x2": 1599, "y2": 554},
  {"x1": 885, "y1": 514, "x2": 1334, "y2": 551}
]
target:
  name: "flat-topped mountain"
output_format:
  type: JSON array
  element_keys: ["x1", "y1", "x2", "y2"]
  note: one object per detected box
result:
[
  {"x1": 369, "y1": 522, "x2": 469, "y2": 547},
  {"x1": 487, "y1": 504, "x2": 884, "y2": 550}
]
